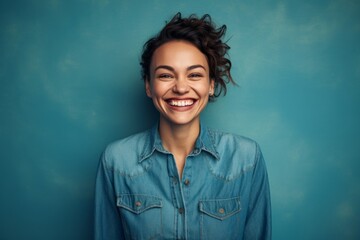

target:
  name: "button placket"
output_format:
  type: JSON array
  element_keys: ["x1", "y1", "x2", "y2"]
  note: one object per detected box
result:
[{"x1": 173, "y1": 176, "x2": 178, "y2": 185}]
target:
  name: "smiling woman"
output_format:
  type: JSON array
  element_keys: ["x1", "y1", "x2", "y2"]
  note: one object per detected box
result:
[{"x1": 94, "y1": 13, "x2": 272, "y2": 240}]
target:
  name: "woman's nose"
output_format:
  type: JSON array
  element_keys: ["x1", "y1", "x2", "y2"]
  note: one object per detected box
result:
[{"x1": 172, "y1": 78, "x2": 189, "y2": 94}]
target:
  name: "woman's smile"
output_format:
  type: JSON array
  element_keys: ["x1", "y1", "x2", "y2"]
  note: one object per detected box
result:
[{"x1": 167, "y1": 99, "x2": 195, "y2": 107}]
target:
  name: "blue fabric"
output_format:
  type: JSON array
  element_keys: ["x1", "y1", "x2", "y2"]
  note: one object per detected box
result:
[{"x1": 94, "y1": 124, "x2": 271, "y2": 239}]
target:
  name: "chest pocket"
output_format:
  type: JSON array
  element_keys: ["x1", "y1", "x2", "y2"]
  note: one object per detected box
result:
[
  {"x1": 199, "y1": 197, "x2": 241, "y2": 239},
  {"x1": 117, "y1": 194, "x2": 163, "y2": 239}
]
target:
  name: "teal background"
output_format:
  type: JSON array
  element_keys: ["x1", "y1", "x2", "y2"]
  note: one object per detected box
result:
[{"x1": 1, "y1": 0, "x2": 359, "y2": 239}]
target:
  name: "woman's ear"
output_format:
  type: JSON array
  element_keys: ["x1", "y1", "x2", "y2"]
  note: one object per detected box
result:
[
  {"x1": 209, "y1": 79, "x2": 215, "y2": 95},
  {"x1": 145, "y1": 79, "x2": 152, "y2": 98}
]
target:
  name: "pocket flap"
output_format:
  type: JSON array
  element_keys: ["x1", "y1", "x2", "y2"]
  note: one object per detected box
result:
[
  {"x1": 117, "y1": 194, "x2": 162, "y2": 214},
  {"x1": 199, "y1": 197, "x2": 241, "y2": 220}
]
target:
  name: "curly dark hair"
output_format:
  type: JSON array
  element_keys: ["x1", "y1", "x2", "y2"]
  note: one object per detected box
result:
[{"x1": 140, "y1": 12, "x2": 235, "y2": 101}]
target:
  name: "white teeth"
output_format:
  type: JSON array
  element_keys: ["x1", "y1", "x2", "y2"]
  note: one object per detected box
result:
[{"x1": 169, "y1": 99, "x2": 194, "y2": 106}]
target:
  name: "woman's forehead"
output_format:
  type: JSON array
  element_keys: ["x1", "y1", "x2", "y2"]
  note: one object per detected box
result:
[{"x1": 151, "y1": 41, "x2": 208, "y2": 70}]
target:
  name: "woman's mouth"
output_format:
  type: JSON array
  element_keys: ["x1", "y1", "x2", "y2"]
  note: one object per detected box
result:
[{"x1": 167, "y1": 99, "x2": 195, "y2": 107}]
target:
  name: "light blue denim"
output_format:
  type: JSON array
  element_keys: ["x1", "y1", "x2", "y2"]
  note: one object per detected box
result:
[{"x1": 94, "y1": 123, "x2": 271, "y2": 240}]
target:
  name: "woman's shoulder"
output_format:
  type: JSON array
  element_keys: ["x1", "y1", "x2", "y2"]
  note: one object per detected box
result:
[
  {"x1": 206, "y1": 127, "x2": 262, "y2": 162},
  {"x1": 103, "y1": 129, "x2": 152, "y2": 162},
  {"x1": 207, "y1": 127, "x2": 259, "y2": 151},
  {"x1": 204, "y1": 127, "x2": 264, "y2": 179}
]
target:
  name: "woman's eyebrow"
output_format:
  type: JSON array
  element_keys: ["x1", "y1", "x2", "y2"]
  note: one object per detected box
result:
[
  {"x1": 154, "y1": 64, "x2": 206, "y2": 72},
  {"x1": 154, "y1": 65, "x2": 174, "y2": 72},
  {"x1": 187, "y1": 64, "x2": 206, "y2": 71}
]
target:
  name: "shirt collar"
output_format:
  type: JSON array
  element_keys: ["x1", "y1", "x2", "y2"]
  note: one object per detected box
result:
[{"x1": 139, "y1": 122, "x2": 220, "y2": 162}]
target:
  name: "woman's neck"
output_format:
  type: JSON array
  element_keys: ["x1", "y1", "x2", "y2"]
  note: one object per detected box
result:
[{"x1": 159, "y1": 118, "x2": 200, "y2": 157}]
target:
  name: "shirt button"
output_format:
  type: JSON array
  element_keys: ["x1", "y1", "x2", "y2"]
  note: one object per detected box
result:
[
  {"x1": 178, "y1": 208, "x2": 184, "y2": 214},
  {"x1": 184, "y1": 179, "x2": 190, "y2": 186},
  {"x1": 218, "y1": 208, "x2": 225, "y2": 214},
  {"x1": 135, "y1": 201, "x2": 142, "y2": 207}
]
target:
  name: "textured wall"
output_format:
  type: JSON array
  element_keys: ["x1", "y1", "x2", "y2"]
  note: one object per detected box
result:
[{"x1": 1, "y1": 0, "x2": 359, "y2": 239}]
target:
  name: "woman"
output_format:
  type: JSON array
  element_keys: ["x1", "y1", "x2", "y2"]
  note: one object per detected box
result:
[{"x1": 95, "y1": 13, "x2": 271, "y2": 240}]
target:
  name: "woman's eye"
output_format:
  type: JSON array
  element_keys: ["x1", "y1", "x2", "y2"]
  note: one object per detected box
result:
[
  {"x1": 158, "y1": 74, "x2": 173, "y2": 79},
  {"x1": 189, "y1": 73, "x2": 203, "y2": 79}
]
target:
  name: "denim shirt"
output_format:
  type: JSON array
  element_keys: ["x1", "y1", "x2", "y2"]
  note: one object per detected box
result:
[{"x1": 94, "y1": 124, "x2": 271, "y2": 240}]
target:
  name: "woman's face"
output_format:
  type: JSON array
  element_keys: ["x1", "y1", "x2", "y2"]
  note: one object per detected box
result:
[{"x1": 146, "y1": 40, "x2": 214, "y2": 127}]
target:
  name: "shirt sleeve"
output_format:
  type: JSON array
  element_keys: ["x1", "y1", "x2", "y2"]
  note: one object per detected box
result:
[
  {"x1": 244, "y1": 143, "x2": 272, "y2": 240},
  {"x1": 94, "y1": 152, "x2": 125, "y2": 240}
]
